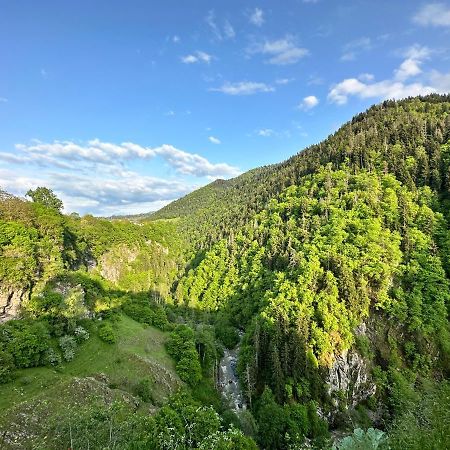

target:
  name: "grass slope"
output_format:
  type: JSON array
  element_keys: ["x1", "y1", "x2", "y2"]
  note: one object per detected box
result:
[{"x1": 0, "y1": 315, "x2": 181, "y2": 448}]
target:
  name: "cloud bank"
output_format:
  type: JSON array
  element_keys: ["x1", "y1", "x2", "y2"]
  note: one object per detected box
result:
[{"x1": 0, "y1": 139, "x2": 241, "y2": 215}]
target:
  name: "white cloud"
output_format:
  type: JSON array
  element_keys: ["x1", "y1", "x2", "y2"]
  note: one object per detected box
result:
[
  {"x1": 223, "y1": 20, "x2": 235, "y2": 39},
  {"x1": 413, "y1": 3, "x2": 450, "y2": 27},
  {"x1": 394, "y1": 45, "x2": 431, "y2": 81},
  {"x1": 275, "y1": 78, "x2": 294, "y2": 85},
  {"x1": 172, "y1": 35, "x2": 180, "y2": 43},
  {"x1": 430, "y1": 69, "x2": 450, "y2": 91},
  {"x1": 5, "y1": 140, "x2": 240, "y2": 178},
  {"x1": 328, "y1": 45, "x2": 445, "y2": 105},
  {"x1": 0, "y1": 97, "x2": 7, "y2": 103},
  {"x1": 181, "y1": 51, "x2": 213, "y2": 64},
  {"x1": 210, "y1": 81, "x2": 275, "y2": 95},
  {"x1": 0, "y1": 166, "x2": 193, "y2": 216},
  {"x1": 248, "y1": 35, "x2": 309, "y2": 65},
  {"x1": 341, "y1": 37, "x2": 372, "y2": 61},
  {"x1": 358, "y1": 73, "x2": 375, "y2": 82},
  {"x1": 299, "y1": 95, "x2": 319, "y2": 110},
  {"x1": 249, "y1": 8, "x2": 265, "y2": 26},
  {"x1": 205, "y1": 10, "x2": 235, "y2": 40},
  {"x1": 257, "y1": 128, "x2": 274, "y2": 137},
  {"x1": 328, "y1": 78, "x2": 437, "y2": 105},
  {"x1": 0, "y1": 139, "x2": 241, "y2": 215},
  {"x1": 208, "y1": 136, "x2": 221, "y2": 144}
]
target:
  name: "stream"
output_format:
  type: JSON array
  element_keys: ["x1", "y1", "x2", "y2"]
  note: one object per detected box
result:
[{"x1": 217, "y1": 334, "x2": 247, "y2": 413}]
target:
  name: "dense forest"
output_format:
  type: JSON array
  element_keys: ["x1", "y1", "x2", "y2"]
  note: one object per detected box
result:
[{"x1": 1, "y1": 95, "x2": 450, "y2": 449}]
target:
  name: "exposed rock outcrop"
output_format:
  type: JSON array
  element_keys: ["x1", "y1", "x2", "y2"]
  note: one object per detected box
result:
[
  {"x1": 326, "y1": 348, "x2": 376, "y2": 408},
  {"x1": 0, "y1": 287, "x2": 29, "y2": 322}
]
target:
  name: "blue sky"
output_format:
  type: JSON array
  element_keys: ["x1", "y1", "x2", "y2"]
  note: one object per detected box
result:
[{"x1": 0, "y1": 0, "x2": 449, "y2": 215}]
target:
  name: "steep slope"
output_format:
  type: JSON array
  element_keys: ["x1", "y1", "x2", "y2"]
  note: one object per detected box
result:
[
  {"x1": 161, "y1": 94, "x2": 450, "y2": 448},
  {"x1": 151, "y1": 94, "x2": 450, "y2": 249}
]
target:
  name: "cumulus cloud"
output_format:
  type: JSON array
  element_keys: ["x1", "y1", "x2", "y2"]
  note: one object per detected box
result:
[
  {"x1": 394, "y1": 45, "x2": 431, "y2": 81},
  {"x1": 210, "y1": 81, "x2": 275, "y2": 95},
  {"x1": 0, "y1": 139, "x2": 241, "y2": 215},
  {"x1": 413, "y1": 3, "x2": 450, "y2": 27},
  {"x1": 208, "y1": 136, "x2": 221, "y2": 144},
  {"x1": 0, "y1": 167, "x2": 193, "y2": 216},
  {"x1": 249, "y1": 8, "x2": 265, "y2": 26},
  {"x1": 299, "y1": 95, "x2": 319, "y2": 110},
  {"x1": 328, "y1": 45, "x2": 444, "y2": 105},
  {"x1": 181, "y1": 51, "x2": 213, "y2": 64},
  {"x1": 7, "y1": 140, "x2": 240, "y2": 178},
  {"x1": 248, "y1": 35, "x2": 309, "y2": 65}
]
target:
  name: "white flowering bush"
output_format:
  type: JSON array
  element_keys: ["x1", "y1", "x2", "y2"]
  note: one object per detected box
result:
[
  {"x1": 74, "y1": 326, "x2": 90, "y2": 342},
  {"x1": 59, "y1": 335, "x2": 77, "y2": 361}
]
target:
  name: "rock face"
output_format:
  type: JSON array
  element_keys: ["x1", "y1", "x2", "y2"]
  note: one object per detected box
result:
[
  {"x1": 327, "y1": 348, "x2": 376, "y2": 408},
  {"x1": 98, "y1": 245, "x2": 139, "y2": 283},
  {"x1": 0, "y1": 287, "x2": 29, "y2": 322}
]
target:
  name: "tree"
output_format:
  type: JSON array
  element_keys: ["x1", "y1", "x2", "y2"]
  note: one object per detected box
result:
[{"x1": 26, "y1": 187, "x2": 63, "y2": 212}]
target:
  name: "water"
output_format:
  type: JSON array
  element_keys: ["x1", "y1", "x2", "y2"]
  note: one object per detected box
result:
[{"x1": 217, "y1": 337, "x2": 247, "y2": 413}]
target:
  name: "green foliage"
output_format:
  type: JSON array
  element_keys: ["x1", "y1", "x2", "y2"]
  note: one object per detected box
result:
[
  {"x1": 98, "y1": 321, "x2": 116, "y2": 344},
  {"x1": 1, "y1": 320, "x2": 51, "y2": 368},
  {"x1": 167, "y1": 325, "x2": 202, "y2": 385},
  {"x1": 0, "y1": 349, "x2": 15, "y2": 383},
  {"x1": 2, "y1": 95, "x2": 450, "y2": 449},
  {"x1": 134, "y1": 377, "x2": 154, "y2": 403},
  {"x1": 58, "y1": 335, "x2": 77, "y2": 361},
  {"x1": 26, "y1": 187, "x2": 63, "y2": 212},
  {"x1": 255, "y1": 387, "x2": 328, "y2": 449},
  {"x1": 334, "y1": 428, "x2": 389, "y2": 450},
  {"x1": 387, "y1": 381, "x2": 450, "y2": 450},
  {"x1": 122, "y1": 296, "x2": 169, "y2": 330}
]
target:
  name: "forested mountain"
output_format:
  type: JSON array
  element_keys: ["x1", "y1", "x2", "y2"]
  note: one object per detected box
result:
[
  {"x1": 1, "y1": 94, "x2": 450, "y2": 449},
  {"x1": 154, "y1": 94, "x2": 450, "y2": 249}
]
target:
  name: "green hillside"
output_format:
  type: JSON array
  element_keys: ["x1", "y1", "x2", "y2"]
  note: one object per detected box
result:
[{"x1": 1, "y1": 95, "x2": 450, "y2": 449}]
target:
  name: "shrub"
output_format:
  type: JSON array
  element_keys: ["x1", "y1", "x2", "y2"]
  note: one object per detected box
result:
[
  {"x1": 59, "y1": 335, "x2": 77, "y2": 361},
  {"x1": 98, "y1": 322, "x2": 116, "y2": 344},
  {"x1": 74, "y1": 326, "x2": 90, "y2": 342},
  {"x1": 45, "y1": 347, "x2": 62, "y2": 366},
  {"x1": 215, "y1": 323, "x2": 239, "y2": 349},
  {"x1": 0, "y1": 349, "x2": 15, "y2": 383},
  {"x1": 134, "y1": 377, "x2": 154, "y2": 403},
  {"x1": 5, "y1": 321, "x2": 51, "y2": 368},
  {"x1": 152, "y1": 307, "x2": 168, "y2": 330},
  {"x1": 333, "y1": 428, "x2": 388, "y2": 450},
  {"x1": 176, "y1": 351, "x2": 202, "y2": 385}
]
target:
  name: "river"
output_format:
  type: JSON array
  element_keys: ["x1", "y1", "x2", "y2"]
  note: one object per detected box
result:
[{"x1": 217, "y1": 336, "x2": 247, "y2": 413}]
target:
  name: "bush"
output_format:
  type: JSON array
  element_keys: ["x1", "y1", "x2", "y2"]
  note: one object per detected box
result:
[
  {"x1": 5, "y1": 321, "x2": 51, "y2": 368},
  {"x1": 152, "y1": 307, "x2": 168, "y2": 330},
  {"x1": 98, "y1": 322, "x2": 116, "y2": 344},
  {"x1": 0, "y1": 349, "x2": 15, "y2": 383},
  {"x1": 59, "y1": 335, "x2": 77, "y2": 361},
  {"x1": 45, "y1": 347, "x2": 62, "y2": 366},
  {"x1": 134, "y1": 377, "x2": 154, "y2": 403},
  {"x1": 74, "y1": 326, "x2": 90, "y2": 342},
  {"x1": 215, "y1": 323, "x2": 239, "y2": 349},
  {"x1": 176, "y1": 351, "x2": 202, "y2": 385},
  {"x1": 333, "y1": 428, "x2": 388, "y2": 450}
]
